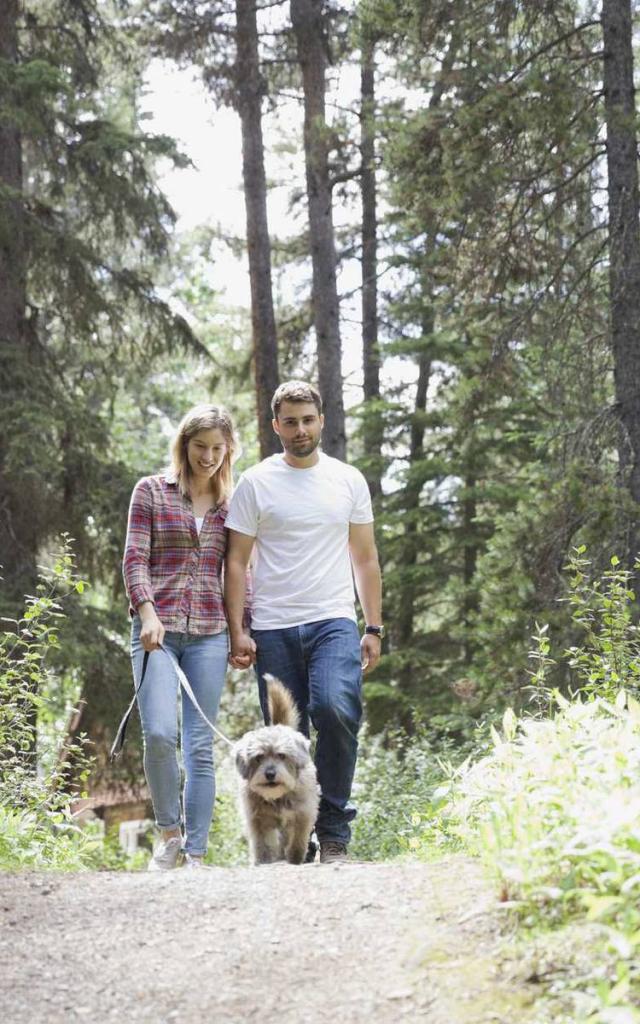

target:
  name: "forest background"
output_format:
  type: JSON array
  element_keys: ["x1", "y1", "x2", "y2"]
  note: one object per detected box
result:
[
  {"x1": 2, "y1": 0, "x2": 639, "y2": 767},
  {"x1": 3, "y1": 0, "x2": 640, "y2": 1017}
]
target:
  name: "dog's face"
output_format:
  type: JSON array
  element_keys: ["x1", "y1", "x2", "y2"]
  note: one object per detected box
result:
[{"x1": 234, "y1": 725, "x2": 312, "y2": 802}]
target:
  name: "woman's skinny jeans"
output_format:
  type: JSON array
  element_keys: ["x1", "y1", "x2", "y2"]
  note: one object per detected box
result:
[{"x1": 131, "y1": 617, "x2": 228, "y2": 856}]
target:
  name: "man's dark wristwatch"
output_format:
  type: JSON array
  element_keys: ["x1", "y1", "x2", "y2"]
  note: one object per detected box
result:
[{"x1": 365, "y1": 625, "x2": 385, "y2": 639}]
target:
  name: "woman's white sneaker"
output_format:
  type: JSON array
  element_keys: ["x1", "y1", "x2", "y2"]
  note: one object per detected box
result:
[
  {"x1": 147, "y1": 836, "x2": 183, "y2": 871},
  {"x1": 183, "y1": 854, "x2": 209, "y2": 869}
]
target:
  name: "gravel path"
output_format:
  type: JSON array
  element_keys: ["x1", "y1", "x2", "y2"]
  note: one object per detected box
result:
[{"x1": 0, "y1": 856, "x2": 534, "y2": 1024}]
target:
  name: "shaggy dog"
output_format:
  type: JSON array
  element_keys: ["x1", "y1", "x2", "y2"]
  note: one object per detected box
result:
[{"x1": 234, "y1": 675, "x2": 319, "y2": 865}]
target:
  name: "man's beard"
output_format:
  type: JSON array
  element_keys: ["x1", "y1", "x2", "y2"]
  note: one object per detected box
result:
[{"x1": 285, "y1": 435, "x2": 320, "y2": 458}]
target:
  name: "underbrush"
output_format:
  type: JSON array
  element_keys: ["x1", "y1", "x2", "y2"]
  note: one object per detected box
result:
[
  {"x1": 350, "y1": 724, "x2": 471, "y2": 862},
  {"x1": 0, "y1": 539, "x2": 97, "y2": 871},
  {"x1": 420, "y1": 553, "x2": 640, "y2": 1023}
]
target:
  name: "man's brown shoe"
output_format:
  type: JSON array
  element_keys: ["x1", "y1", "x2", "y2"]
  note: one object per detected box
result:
[{"x1": 319, "y1": 841, "x2": 348, "y2": 865}]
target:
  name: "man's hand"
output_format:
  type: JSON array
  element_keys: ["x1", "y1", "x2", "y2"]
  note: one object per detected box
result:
[
  {"x1": 139, "y1": 603, "x2": 165, "y2": 652},
  {"x1": 229, "y1": 630, "x2": 257, "y2": 670},
  {"x1": 361, "y1": 633, "x2": 381, "y2": 673}
]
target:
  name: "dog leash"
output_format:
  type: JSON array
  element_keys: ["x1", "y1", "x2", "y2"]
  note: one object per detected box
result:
[{"x1": 110, "y1": 644, "x2": 234, "y2": 760}]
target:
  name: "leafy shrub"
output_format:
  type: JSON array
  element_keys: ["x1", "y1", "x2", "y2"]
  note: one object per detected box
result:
[
  {"x1": 350, "y1": 724, "x2": 472, "y2": 861},
  {"x1": 428, "y1": 553, "x2": 640, "y2": 1022},
  {"x1": 0, "y1": 538, "x2": 96, "y2": 870}
]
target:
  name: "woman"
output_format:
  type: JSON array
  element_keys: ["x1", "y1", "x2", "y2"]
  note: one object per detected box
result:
[{"x1": 123, "y1": 404, "x2": 245, "y2": 870}]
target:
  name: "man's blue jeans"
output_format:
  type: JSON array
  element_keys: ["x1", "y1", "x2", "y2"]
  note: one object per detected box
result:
[
  {"x1": 131, "y1": 618, "x2": 228, "y2": 856},
  {"x1": 252, "y1": 617, "x2": 363, "y2": 846}
]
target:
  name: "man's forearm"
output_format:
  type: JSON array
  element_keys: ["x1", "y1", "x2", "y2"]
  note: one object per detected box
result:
[
  {"x1": 353, "y1": 557, "x2": 382, "y2": 625},
  {"x1": 224, "y1": 558, "x2": 248, "y2": 635}
]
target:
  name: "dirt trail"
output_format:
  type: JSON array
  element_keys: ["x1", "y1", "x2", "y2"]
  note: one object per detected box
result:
[{"x1": 0, "y1": 856, "x2": 536, "y2": 1024}]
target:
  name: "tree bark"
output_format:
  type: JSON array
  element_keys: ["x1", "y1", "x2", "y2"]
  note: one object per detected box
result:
[
  {"x1": 393, "y1": 333, "x2": 431, "y2": 734},
  {"x1": 360, "y1": 36, "x2": 382, "y2": 497},
  {"x1": 0, "y1": 0, "x2": 36, "y2": 616},
  {"x1": 235, "y1": 0, "x2": 280, "y2": 458},
  {"x1": 290, "y1": 0, "x2": 345, "y2": 459},
  {"x1": 602, "y1": 0, "x2": 640, "y2": 569},
  {"x1": 394, "y1": 345, "x2": 431, "y2": 649}
]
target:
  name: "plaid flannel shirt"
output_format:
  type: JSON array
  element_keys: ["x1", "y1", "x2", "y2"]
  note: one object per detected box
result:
[{"x1": 123, "y1": 474, "x2": 245, "y2": 636}]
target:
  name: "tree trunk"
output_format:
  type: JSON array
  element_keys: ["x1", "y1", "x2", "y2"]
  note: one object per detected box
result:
[
  {"x1": 393, "y1": 336, "x2": 431, "y2": 734},
  {"x1": 461, "y1": 473, "x2": 478, "y2": 667},
  {"x1": 235, "y1": 0, "x2": 280, "y2": 458},
  {"x1": 0, "y1": 0, "x2": 40, "y2": 773},
  {"x1": 290, "y1": 0, "x2": 345, "y2": 459},
  {"x1": 360, "y1": 36, "x2": 382, "y2": 497},
  {"x1": 394, "y1": 344, "x2": 431, "y2": 646},
  {"x1": 0, "y1": 0, "x2": 36, "y2": 616},
  {"x1": 602, "y1": 0, "x2": 640, "y2": 569}
]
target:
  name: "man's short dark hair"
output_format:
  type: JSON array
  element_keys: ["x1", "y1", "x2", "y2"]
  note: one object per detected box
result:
[{"x1": 271, "y1": 381, "x2": 323, "y2": 419}]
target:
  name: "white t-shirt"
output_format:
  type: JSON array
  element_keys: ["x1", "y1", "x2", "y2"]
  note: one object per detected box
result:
[{"x1": 226, "y1": 452, "x2": 374, "y2": 629}]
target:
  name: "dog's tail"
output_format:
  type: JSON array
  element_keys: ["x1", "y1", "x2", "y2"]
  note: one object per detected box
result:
[{"x1": 264, "y1": 674, "x2": 300, "y2": 730}]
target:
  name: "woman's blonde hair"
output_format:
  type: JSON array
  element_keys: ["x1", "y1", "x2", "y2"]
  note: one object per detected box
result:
[{"x1": 168, "y1": 404, "x2": 238, "y2": 504}]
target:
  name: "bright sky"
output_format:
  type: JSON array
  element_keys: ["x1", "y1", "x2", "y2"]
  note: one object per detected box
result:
[
  {"x1": 141, "y1": 59, "x2": 411, "y2": 405},
  {"x1": 141, "y1": 62, "x2": 249, "y2": 305}
]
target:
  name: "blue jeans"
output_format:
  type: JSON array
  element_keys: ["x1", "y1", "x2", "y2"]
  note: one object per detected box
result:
[
  {"x1": 131, "y1": 618, "x2": 228, "y2": 856},
  {"x1": 253, "y1": 617, "x2": 363, "y2": 846}
]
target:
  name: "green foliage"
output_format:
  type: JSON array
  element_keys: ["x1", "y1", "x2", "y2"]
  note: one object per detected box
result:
[
  {"x1": 352, "y1": 0, "x2": 618, "y2": 732},
  {"x1": 426, "y1": 557, "x2": 640, "y2": 1021},
  {"x1": 350, "y1": 725, "x2": 473, "y2": 861},
  {"x1": 204, "y1": 788, "x2": 247, "y2": 868},
  {"x1": 563, "y1": 550, "x2": 640, "y2": 701},
  {"x1": 0, "y1": 537, "x2": 98, "y2": 870}
]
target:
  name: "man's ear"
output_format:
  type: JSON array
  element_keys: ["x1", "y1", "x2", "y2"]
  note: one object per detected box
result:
[{"x1": 272, "y1": 417, "x2": 280, "y2": 438}]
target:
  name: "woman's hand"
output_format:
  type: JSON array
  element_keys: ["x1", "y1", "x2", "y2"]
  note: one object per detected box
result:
[{"x1": 139, "y1": 603, "x2": 165, "y2": 652}]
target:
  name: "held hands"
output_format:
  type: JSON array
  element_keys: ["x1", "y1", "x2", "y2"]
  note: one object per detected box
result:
[
  {"x1": 361, "y1": 633, "x2": 381, "y2": 673},
  {"x1": 228, "y1": 630, "x2": 257, "y2": 670},
  {"x1": 139, "y1": 603, "x2": 165, "y2": 652}
]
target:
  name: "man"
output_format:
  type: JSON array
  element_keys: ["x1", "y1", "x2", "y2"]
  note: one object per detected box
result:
[{"x1": 224, "y1": 380, "x2": 383, "y2": 864}]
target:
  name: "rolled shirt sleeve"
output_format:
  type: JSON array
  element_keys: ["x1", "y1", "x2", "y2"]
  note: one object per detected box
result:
[{"x1": 122, "y1": 478, "x2": 155, "y2": 611}]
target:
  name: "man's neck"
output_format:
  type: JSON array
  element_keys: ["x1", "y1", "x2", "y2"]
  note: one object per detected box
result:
[{"x1": 282, "y1": 450, "x2": 321, "y2": 470}]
